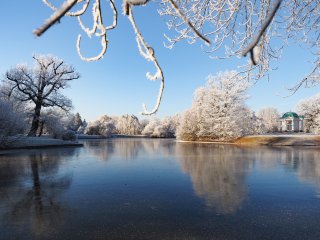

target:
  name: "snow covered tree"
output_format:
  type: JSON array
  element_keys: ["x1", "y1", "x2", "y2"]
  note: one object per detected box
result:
[
  {"x1": 86, "y1": 115, "x2": 115, "y2": 137},
  {"x1": 0, "y1": 99, "x2": 27, "y2": 147},
  {"x1": 242, "y1": 109, "x2": 267, "y2": 135},
  {"x1": 39, "y1": 109, "x2": 66, "y2": 138},
  {"x1": 257, "y1": 107, "x2": 280, "y2": 132},
  {"x1": 154, "y1": 116, "x2": 179, "y2": 138},
  {"x1": 142, "y1": 116, "x2": 179, "y2": 138},
  {"x1": 116, "y1": 114, "x2": 142, "y2": 135},
  {"x1": 34, "y1": 0, "x2": 320, "y2": 114},
  {"x1": 77, "y1": 119, "x2": 87, "y2": 134},
  {"x1": 177, "y1": 71, "x2": 261, "y2": 142},
  {"x1": 142, "y1": 119, "x2": 160, "y2": 136},
  {"x1": 140, "y1": 119, "x2": 150, "y2": 130},
  {"x1": 1, "y1": 55, "x2": 80, "y2": 137},
  {"x1": 198, "y1": 71, "x2": 251, "y2": 141},
  {"x1": 176, "y1": 109, "x2": 199, "y2": 141},
  {"x1": 296, "y1": 94, "x2": 320, "y2": 134},
  {"x1": 73, "y1": 112, "x2": 83, "y2": 132},
  {"x1": 37, "y1": 109, "x2": 78, "y2": 140}
]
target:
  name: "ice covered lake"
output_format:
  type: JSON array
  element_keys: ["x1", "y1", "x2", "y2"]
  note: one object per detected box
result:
[{"x1": 1, "y1": 138, "x2": 320, "y2": 239}]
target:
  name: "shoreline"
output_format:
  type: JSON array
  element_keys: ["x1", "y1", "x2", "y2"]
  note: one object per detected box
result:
[
  {"x1": 177, "y1": 134, "x2": 320, "y2": 146},
  {"x1": 176, "y1": 140, "x2": 234, "y2": 145},
  {"x1": 2, "y1": 134, "x2": 319, "y2": 151},
  {"x1": 0, "y1": 143, "x2": 83, "y2": 153},
  {"x1": 0, "y1": 136, "x2": 83, "y2": 152},
  {"x1": 235, "y1": 134, "x2": 320, "y2": 146}
]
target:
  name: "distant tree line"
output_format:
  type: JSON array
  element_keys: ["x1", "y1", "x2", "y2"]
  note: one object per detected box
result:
[
  {"x1": 1, "y1": 56, "x2": 320, "y2": 146},
  {"x1": 84, "y1": 114, "x2": 179, "y2": 138}
]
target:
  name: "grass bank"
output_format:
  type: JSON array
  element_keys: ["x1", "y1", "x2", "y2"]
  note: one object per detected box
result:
[{"x1": 235, "y1": 134, "x2": 320, "y2": 146}]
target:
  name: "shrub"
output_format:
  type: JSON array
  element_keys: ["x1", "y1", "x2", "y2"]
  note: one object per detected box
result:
[{"x1": 62, "y1": 130, "x2": 77, "y2": 141}]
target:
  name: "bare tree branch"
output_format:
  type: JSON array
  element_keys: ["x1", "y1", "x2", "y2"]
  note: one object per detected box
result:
[
  {"x1": 242, "y1": 0, "x2": 283, "y2": 65},
  {"x1": 34, "y1": 0, "x2": 78, "y2": 37},
  {"x1": 127, "y1": 5, "x2": 164, "y2": 115},
  {"x1": 167, "y1": 0, "x2": 210, "y2": 45},
  {"x1": 287, "y1": 61, "x2": 320, "y2": 95}
]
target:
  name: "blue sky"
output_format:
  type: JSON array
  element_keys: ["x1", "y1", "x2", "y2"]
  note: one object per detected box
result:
[{"x1": 0, "y1": 1, "x2": 318, "y2": 121}]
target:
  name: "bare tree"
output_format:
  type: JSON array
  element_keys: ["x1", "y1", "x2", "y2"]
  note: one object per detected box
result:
[{"x1": 2, "y1": 55, "x2": 80, "y2": 136}]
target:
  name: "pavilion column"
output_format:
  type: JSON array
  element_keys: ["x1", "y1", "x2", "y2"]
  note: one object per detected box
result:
[{"x1": 292, "y1": 119, "x2": 294, "y2": 132}]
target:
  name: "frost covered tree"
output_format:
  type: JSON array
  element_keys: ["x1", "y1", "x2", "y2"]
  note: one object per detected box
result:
[
  {"x1": 37, "y1": 109, "x2": 78, "y2": 140},
  {"x1": 142, "y1": 116, "x2": 179, "y2": 137},
  {"x1": 176, "y1": 109, "x2": 199, "y2": 141},
  {"x1": 77, "y1": 119, "x2": 88, "y2": 134},
  {"x1": 140, "y1": 119, "x2": 150, "y2": 130},
  {"x1": 257, "y1": 107, "x2": 280, "y2": 132},
  {"x1": 116, "y1": 114, "x2": 142, "y2": 135},
  {"x1": 142, "y1": 119, "x2": 160, "y2": 136},
  {"x1": 296, "y1": 94, "x2": 320, "y2": 134},
  {"x1": 177, "y1": 71, "x2": 262, "y2": 142},
  {"x1": 0, "y1": 99, "x2": 27, "y2": 147},
  {"x1": 39, "y1": 109, "x2": 66, "y2": 138},
  {"x1": 197, "y1": 71, "x2": 251, "y2": 141},
  {"x1": 73, "y1": 112, "x2": 83, "y2": 132},
  {"x1": 1, "y1": 55, "x2": 80, "y2": 137},
  {"x1": 86, "y1": 115, "x2": 115, "y2": 137},
  {"x1": 34, "y1": 0, "x2": 320, "y2": 114},
  {"x1": 242, "y1": 109, "x2": 267, "y2": 135}
]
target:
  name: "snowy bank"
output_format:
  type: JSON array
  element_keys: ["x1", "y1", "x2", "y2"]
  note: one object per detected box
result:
[
  {"x1": 0, "y1": 136, "x2": 83, "y2": 150},
  {"x1": 235, "y1": 135, "x2": 320, "y2": 146}
]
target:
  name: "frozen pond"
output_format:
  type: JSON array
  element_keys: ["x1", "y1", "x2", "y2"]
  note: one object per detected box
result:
[{"x1": 1, "y1": 138, "x2": 320, "y2": 239}]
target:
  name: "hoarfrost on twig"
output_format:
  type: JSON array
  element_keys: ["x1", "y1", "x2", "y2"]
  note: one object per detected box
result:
[
  {"x1": 34, "y1": 0, "x2": 320, "y2": 112},
  {"x1": 127, "y1": 5, "x2": 164, "y2": 115}
]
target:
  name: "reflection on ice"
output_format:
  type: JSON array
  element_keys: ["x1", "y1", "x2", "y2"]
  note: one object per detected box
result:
[
  {"x1": 0, "y1": 149, "x2": 75, "y2": 238},
  {"x1": 1, "y1": 140, "x2": 320, "y2": 239},
  {"x1": 177, "y1": 143, "x2": 253, "y2": 214},
  {"x1": 177, "y1": 143, "x2": 320, "y2": 213}
]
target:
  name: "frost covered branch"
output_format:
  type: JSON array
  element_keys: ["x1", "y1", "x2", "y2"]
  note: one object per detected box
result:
[
  {"x1": 167, "y1": 0, "x2": 210, "y2": 45},
  {"x1": 127, "y1": 5, "x2": 164, "y2": 115},
  {"x1": 35, "y1": 0, "x2": 320, "y2": 113},
  {"x1": 42, "y1": 0, "x2": 90, "y2": 16},
  {"x1": 36, "y1": 0, "x2": 118, "y2": 62},
  {"x1": 242, "y1": 0, "x2": 282, "y2": 65},
  {"x1": 34, "y1": 0, "x2": 78, "y2": 37},
  {"x1": 123, "y1": 0, "x2": 150, "y2": 15},
  {"x1": 288, "y1": 61, "x2": 320, "y2": 94},
  {"x1": 159, "y1": 0, "x2": 320, "y2": 82}
]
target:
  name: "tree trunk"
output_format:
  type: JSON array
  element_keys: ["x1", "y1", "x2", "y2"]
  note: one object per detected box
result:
[
  {"x1": 28, "y1": 104, "x2": 42, "y2": 136},
  {"x1": 38, "y1": 121, "x2": 44, "y2": 137}
]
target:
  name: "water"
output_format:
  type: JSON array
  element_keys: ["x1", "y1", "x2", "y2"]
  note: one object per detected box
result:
[{"x1": 0, "y1": 138, "x2": 320, "y2": 240}]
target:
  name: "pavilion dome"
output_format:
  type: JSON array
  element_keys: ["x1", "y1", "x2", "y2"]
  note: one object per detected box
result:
[{"x1": 281, "y1": 112, "x2": 299, "y2": 119}]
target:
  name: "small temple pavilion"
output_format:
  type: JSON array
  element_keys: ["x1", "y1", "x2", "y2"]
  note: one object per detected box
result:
[{"x1": 278, "y1": 112, "x2": 304, "y2": 132}]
